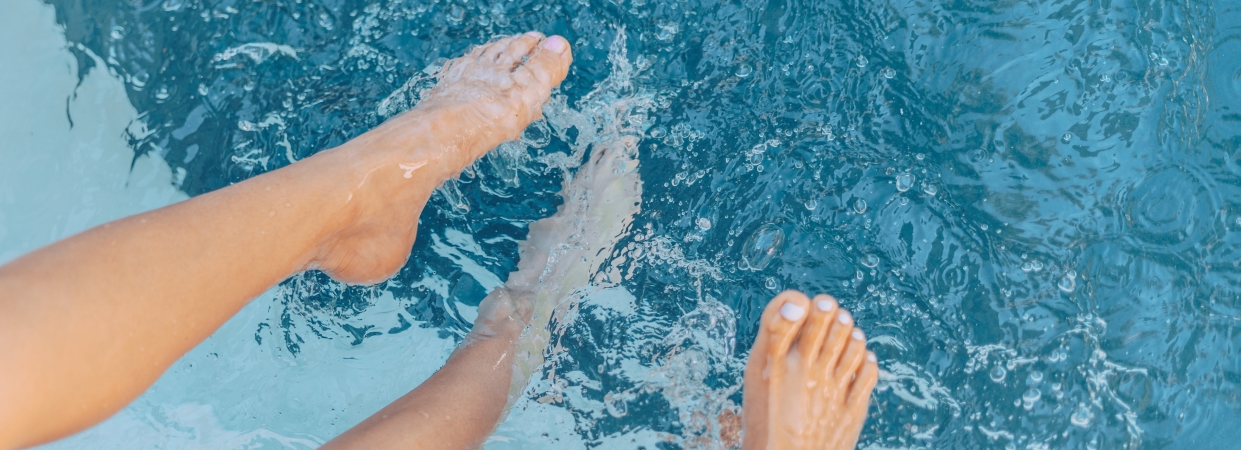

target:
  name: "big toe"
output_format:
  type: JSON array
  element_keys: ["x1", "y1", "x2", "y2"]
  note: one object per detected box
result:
[{"x1": 513, "y1": 35, "x2": 572, "y2": 102}]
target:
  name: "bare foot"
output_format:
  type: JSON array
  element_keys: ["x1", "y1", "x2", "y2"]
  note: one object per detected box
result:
[
  {"x1": 306, "y1": 33, "x2": 573, "y2": 284},
  {"x1": 742, "y1": 291, "x2": 878, "y2": 449},
  {"x1": 475, "y1": 134, "x2": 642, "y2": 403}
]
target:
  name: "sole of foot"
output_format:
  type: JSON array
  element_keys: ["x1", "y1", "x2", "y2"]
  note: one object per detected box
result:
[
  {"x1": 486, "y1": 135, "x2": 643, "y2": 401},
  {"x1": 741, "y1": 290, "x2": 878, "y2": 449}
]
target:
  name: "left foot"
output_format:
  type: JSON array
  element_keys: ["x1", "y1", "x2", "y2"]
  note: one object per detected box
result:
[
  {"x1": 473, "y1": 135, "x2": 643, "y2": 401},
  {"x1": 306, "y1": 33, "x2": 573, "y2": 284}
]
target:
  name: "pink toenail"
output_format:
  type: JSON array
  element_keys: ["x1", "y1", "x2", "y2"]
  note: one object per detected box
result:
[
  {"x1": 837, "y1": 313, "x2": 852, "y2": 325},
  {"x1": 524, "y1": 31, "x2": 543, "y2": 38},
  {"x1": 816, "y1": 299, "x2": 835, "y2": 311},
  {"x1": 851, "y1": 329, "x2": 865, "y2": 340},
  {"x1": 543, "y1": 36, "x2": 568, "y2": 53},
  {"x1": 779, "y1": 303, "x2": 806, "y2": 321},
  {"x1": 867, "y1": 352, "x2": 877, "y2": 362}
]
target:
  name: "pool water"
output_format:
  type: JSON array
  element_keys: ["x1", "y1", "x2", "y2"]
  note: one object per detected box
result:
[{"x1": 11, "y1": 0, "x2": 1241, "y2": 447}]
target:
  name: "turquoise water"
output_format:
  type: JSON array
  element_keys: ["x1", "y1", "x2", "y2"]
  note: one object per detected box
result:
[{"x1": 29, "y1": 0, "x2": 1241, "y2": 447}]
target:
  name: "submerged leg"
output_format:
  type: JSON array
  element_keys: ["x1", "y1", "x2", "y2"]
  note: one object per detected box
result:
[
  {"x1": 0, "y1": 33, "x2": 571, "y2": 449},
  {"x1": 741, "y1": 291, "x2": 879, "y2": 449},
  {"x1": 324, "y1": 129, "x2": 642, "y2": 449}
]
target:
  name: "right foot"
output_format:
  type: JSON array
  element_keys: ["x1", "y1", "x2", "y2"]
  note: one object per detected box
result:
[
  {"x1": 741, "y1": 291, "x2": 879, "y2": 449},
  {"x1": 307, "y1": 33, "x2": 573, "y2": 285}
]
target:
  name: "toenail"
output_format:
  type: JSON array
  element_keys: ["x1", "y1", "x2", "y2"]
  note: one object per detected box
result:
[
  {"x1": 543, "y1": 36, "x2": 568, "y2": 53},
  {"x1": 779, "y1": 303, "x2": 806, "y2": 321},
  {"x1": 524, "y1": 31, "x2": 544, "y2": 38},
  {"x1": 816, "y1": 298, "x2": 836, "y2": 311},
  {"x1": 837, "y1": 312, "x2": 853, "y2": 325},
  {"x1": 851, "y1": 329, "x2": 865, "y2": 341},
  {"x1": 867, "y1": 352, "x2": 877, "y2": 362}
]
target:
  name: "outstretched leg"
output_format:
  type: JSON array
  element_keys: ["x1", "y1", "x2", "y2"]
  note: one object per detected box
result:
[
  {"x1": 0, "y1": 33, "x2": 571, "y2": 449},
  {"x1": 324, "y1": 117, "x2": 642, "y2": 448},
  {"x1": 742, "y1": 291, "x2": 878, "y2": 449}
]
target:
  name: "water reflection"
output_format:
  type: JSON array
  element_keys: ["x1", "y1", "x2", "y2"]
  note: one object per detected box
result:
[{"x1": 46, "y1": 0, "x2": 1241, "y2": 447}]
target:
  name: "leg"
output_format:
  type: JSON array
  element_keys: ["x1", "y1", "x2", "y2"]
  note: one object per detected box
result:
[
  {"x1": 0, "y1": 33, "x2": 572, "y2": 449},
  {"x1": 741, "y1": 291, "x2": 879, "y2": 449},
  {"x1": 324, "y1": 124, "x2": 642, "y2": 449}
]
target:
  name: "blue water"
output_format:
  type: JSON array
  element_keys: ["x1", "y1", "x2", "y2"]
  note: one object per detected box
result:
[{"x1": 39, "y1": 0, "x2": 1241, "y2": 447}]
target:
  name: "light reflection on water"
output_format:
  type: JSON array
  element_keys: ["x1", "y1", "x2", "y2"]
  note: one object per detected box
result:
[{"x1": 42, "y1": 0, "x2": 1241, "y2": 447}]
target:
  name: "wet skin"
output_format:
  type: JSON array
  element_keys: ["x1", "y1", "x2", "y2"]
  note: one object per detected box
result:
[
  {"x1": 0, "y1": 30, "x2": 877, "y2": 450},
  {"x1": 742, "y1": 291, "x2": 879, "y2": 450}
]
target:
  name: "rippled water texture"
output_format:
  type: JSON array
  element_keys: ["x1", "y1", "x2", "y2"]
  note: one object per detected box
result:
[{"x1": 43, "y1": 0, "x2": 1241, "y2": 447}]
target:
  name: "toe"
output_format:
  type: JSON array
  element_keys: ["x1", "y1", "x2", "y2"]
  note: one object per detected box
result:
[
  {"x1": 515, "y1": 35, "x2": 573, "y2": 92},
  {"x1": 814, "y1": 309, "x2": 855, "y2": 376},
  {"x1": 834, "y1": 328, "x2": 867, "y2": 384},
  {"x1": 847, "y1": 352, "x2": 879, "y2": 408},
  {"x1": 795, "y1": 294, "x2": 837, "y2": 366},
  {"x1": 481, "y1": 36, "x2": 515, "y2": 61},
  {"x1": 499, "y1": 32, "x2": 543, "y2": 67},
  {"x1": 759, "y1": 290, "x2": 811, "y2": 361}
]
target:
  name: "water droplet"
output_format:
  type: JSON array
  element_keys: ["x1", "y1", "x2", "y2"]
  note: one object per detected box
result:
[
  {"x1": 989, "y1": 365, "x2": 1006, "y2": 382},
  {"x1": 856, "y1": 55, "x2": 868, "y2": 68},
  {"x1": 1071, "y1": 404, "x2": 1093, "y2": 428},
  {"x1": 696, "y1": 218, "x2": 712, "y2": 231},
  {"x1": 1022, "y1": 388, "x2": 1041, "y2": 409},
  {"x1": 765, "y1": 277, "x2": 778, "y2": 290},
  {"x1": 861, "y1": 254, "x2": 879, "y2": 268},
  {"x1": 736, "y1": 64, "x2": 753, "y2": 78},
  {"x1": 109, "y1": 25, "x2": 124, "y2": 40},
  {"x1": 853, "y1": 198, "x2": 867, "y2": 214},
  {"x1": 1100, "y1": 73, "x2": 1111, "y2": 83},
  {"x1": 880, "y1": 67, "x2": 895, "y2": 79},
  {"x1": 895, "y1": 173, "x2": 914, "y2": 192},
  {"x1": 1058, "y1": 272, "x2": 1076, "y2": 293},
  {"x1": 318, "y1": 12, "x2": 334, "y2": 30},
  {"x1": 130, "y1": 72, "x2": 149, "y2": 89},
  {"x1": 154, "y1": 85, "x2": 170, "y2": 101},
  {"x1": 922, "y1": 183, "x2": 938, "y2": 196},
  {"x1": 1029, "y1": 370, "x2": 1044, "y2": 383},
  {"x1": 197, "y1": 84, "x2": 209, "y2": 96},
  {"x1": 805, "y1": 199, "x2": 818, "y2": 211},
  {"x1": 447, "y1": 5, "x2": 465, "y2": 22},
  {"x1": 1062, "y1": 132, "x2": 1073, "y2": 143},
  {"x1": 742, "y1": 224, "x2": 785, "y2": 271}
]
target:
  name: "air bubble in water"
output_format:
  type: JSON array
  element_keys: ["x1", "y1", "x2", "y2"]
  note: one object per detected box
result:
[
  {"x1": 742, "y1": 224, "x2": 785, "y2": 271},
  {"x1": 696, "y1": 218, "x2": 712, "y2": 231},
  {"x1": 1058, "y1": 271, "x2": 1077, "y2": 293},
  {"x1": 198, "y1": 84, "x2": 209, "y2": 96},
  {"x1": 896, "y1": 173, "x2": 914, "y2": 192},
  {"x1": 1071, "y1": 405, "x2": 1093, "y2": 428},
  {"x1": 736, "y1": 64, "x2": 753, "y2": 78},
  {"x1": 447, "y1": 5, "x2": 465, "y2": 22},
  {"x1": 109, "y1": 25, "x2": 124, "y2": 40},
  {"x1": 856, "y1": 55, "x2": 868, "y2": 68},
  {"x1": 1062, "y1": 132, "x2": 1073, "y2": 143},
  {"x1": 154, "y1": 86, "x2": 170, "y2": 101},
  {"x1": 765, "y1": 277, "x2": 778, "y2": 290},
  {"x1": 853, "y1": 198, "x2": 867, "y2": 214},
  {"x1": 805, "y1": 199, "x2": 818, "y2": 211},
  {"x1": 881, "y1": 67, "x2": 895, "y2": 79},
  {"x1": 861, "y1": 254, "x2": 879, "y2": 268},
  {"x1": 989, "y1": 365, "x2": 1006, "y2": 382},
  {"x1": 1029, "y1": 370, "x2": 1044, "y2": 383},
  {"x1": 1022, "y1": 388, "x2": 1041, "y2": 409},
  {"x1": 923, "y1": 183, "x2": 938, "y2": 196},
  {"x1": 318, "y1": 12, "x2": 333, "y2": 30}
]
